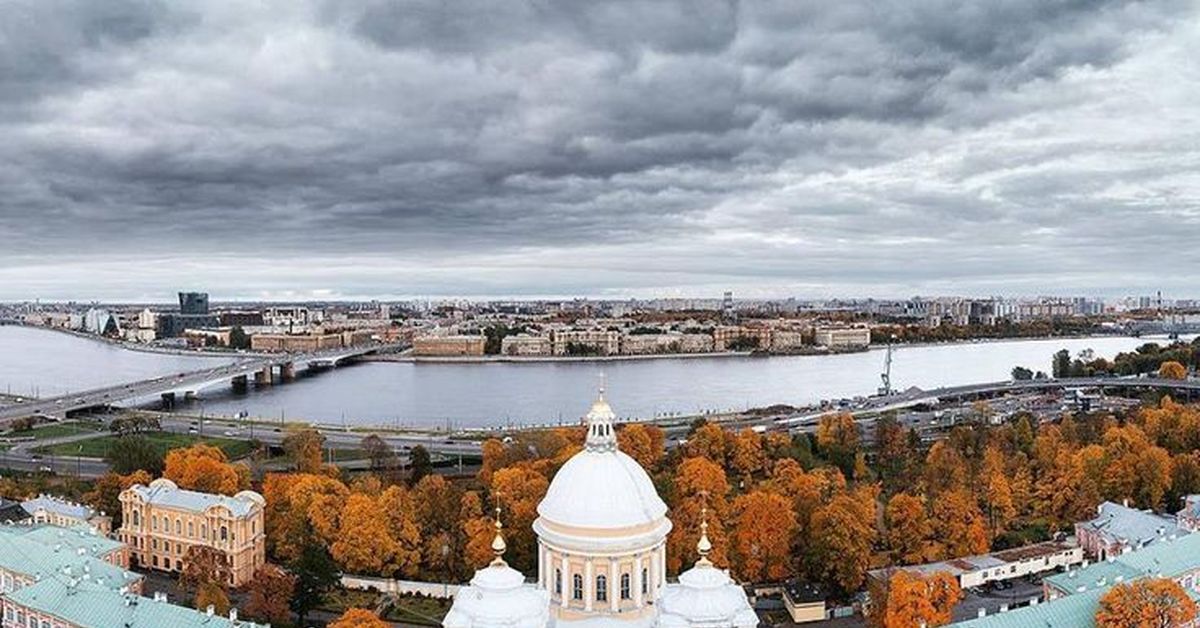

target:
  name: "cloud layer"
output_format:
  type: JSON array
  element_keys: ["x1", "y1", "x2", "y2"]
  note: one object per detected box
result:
[{"x1": 2, "y1": 0, "x2": 1198, "y2": 301}]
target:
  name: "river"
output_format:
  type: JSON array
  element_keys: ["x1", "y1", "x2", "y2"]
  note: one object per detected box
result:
[{"x1": 0, "y1": 325, "x2": 1184, "y2": 429}]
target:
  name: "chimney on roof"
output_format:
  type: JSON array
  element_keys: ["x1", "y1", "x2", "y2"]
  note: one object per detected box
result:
[
  {"x1": 206, "y1": 605, "x2": 215, "y2": 617},
  {"x1": 1123, "y1": 498, "x2": 1129, "y2": 508},
  {"x1": 977, "y1": 609, "x2": 986, "y2": 618},
  {"x1": 229, "y1": 608, "x2": 238, "y2": 622}
]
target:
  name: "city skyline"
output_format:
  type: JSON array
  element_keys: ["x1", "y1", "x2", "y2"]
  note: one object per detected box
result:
[{"x1": 3, "y1": 0, "x2": 1199, "y2": 301}]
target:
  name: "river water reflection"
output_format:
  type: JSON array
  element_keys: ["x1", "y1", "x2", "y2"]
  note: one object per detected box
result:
[{"x1": 0, "y1": 326, "x2": 1178, "y2": 428}]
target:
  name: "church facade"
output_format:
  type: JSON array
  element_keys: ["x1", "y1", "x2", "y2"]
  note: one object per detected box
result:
[{"x1": 445, "y1": 391, "x2": 759, "y2": 628}]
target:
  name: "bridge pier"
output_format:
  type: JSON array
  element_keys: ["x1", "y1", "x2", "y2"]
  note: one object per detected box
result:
[
  {"x1": 161, "y1": 392, "x2": 176, "y2": 409},
  {"x1": 184, "y1": 391, "x2": 197, "y2": 402},
  {"x1": 232, "y1": 374, "x2": 248, "y2": 392},
  {"x1": 280, "y1": 362, "x2": 296, "y2": 382},
  {"x1": 254, "y1": 368, "x2": 272, "y2": 387}
]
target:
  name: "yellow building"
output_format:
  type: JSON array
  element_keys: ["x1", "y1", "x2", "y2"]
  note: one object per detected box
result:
[
  {"x1": 813, "y1": 325, "x2": 871, "y2": 349},
  {"x1": 118, "y1": 479, "x2": 266, "y2": 587}
]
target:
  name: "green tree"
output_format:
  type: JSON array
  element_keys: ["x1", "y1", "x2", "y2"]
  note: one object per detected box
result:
[
  {"x1": 409, "y1": 445, "x2": 433, "y2": 485},
  {"x1": 228, "y1": 326, "x2": 250, "y2": 350},
  {"x1": 1052, "y1": 349, "x2": 1072, "y2": 379},
  {"x1": 289, "y1": 529, "x2": 340, "y2": 627},
  {"x1": 105, "y1": 435, "x2": 165, "y2": 475},
  {"x1": 1011, "y1": 366, "x2": 1033, "y2": 380}
]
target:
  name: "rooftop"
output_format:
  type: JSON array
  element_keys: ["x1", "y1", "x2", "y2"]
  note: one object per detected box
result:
[
  {"x1": 23, "y1": 494, "x2": 98, "y2": 520},
  {"x1": 125, "y1": 479, "x2": 263, "y2": 518},
  {"x1": 1078, "y1": 501, "x2": 1184, "y2": 547},
  {"x1": 0, "y1": 523, "x2": 139, "y2": 590},
  {"x1": 6, "y1": 577, "x2": 265, "y2": 628}
]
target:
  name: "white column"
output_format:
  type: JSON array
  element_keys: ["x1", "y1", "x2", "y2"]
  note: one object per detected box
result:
[
  {"x1": 538, "y1": 545, "x2": 545, "y2": 588},
  {"x1": 585, "y1": 559, "x2": 594, "y2": 612},
  {"x1": 610, "y1": 559, "x2": 619, "y2": 612},
  {"x1": 634, "y1": 555, "x2": 644, "y2": 608},
  {"x1": 561, "y1": 555, "x2": 569, "y2": 608},
  {"x1": 658, "y1": 545, "x2": 666, "y2": 596}
]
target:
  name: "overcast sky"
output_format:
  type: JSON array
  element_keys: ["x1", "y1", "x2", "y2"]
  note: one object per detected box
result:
[{"x1": 2, "y1": 0, "x2": 1198, "y2": 302}]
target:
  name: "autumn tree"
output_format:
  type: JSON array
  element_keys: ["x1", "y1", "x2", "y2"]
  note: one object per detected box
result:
[
  {"x1": 491, "y1": 465, "x2": 549, "y2": 572},
  {"x1": 981, "y1": 445, "x2": 1016, "y2": 536},
  {"x1": 378, "y1": 484, "x2": 424, "y2": 577},
  {"x1": 331, "y1": 493, "x2": 403, "y2": 575},
  {"x1": 620, "y1": 423, "x2": 666, "y2": 471},
  {"x1": 923, "y1": 441, "x2": 967, "y2": 497},
  {"x1": 668, "y1": 457, "x2": 732, "y2": 573},
  {"x1": 884, "y1": 493, "x2": 933, "y2": 566},
  {"x1": 262, "y1": 473, "x2": 350, "y2": 562},
  {"x1": 1096, "y1": 578, "x2": 1197, "y2": 628},
  {"x1": 243, "y1": 564, "x2": 296, "y2": 626},
  {"x1": 163, "y1": 443, "x2": 249, "y2": 495},
  {"x1": 283, "y1": 428, "x2": 325, "y2": 474},
  {"x1": 816, "y1": 413, "x2": 860, "y2": 477},
  {"x1": 929, "y1": 489, "x2": 988, "y2": 560},
  {"x1": 809, "y1": 489, "x2": 877, "y2": 595},
  {"x1": 730, "y1": 429, "x2": 767, "y2": 480},
  {"x1": 330, "y1": 608, "x2": 390, "y2": 628},
  {"x1": 1158, "y1": 361, "x2": 1188, "y2": 380},
  {"x1": 874, "y1": 570, "x2": 961, "y2": 628},
  {"x1": 684, "y1": 422, "x2": 729, "y2": 465},
  {"x1": 461, "y1": 491, "x2": 497, "y2": 569},
  {"x1": 179, "y1": 546, "x2": 231, "y2": 613},
  {"x1": 730, "y1": 490, "x2": 797, "y2": 582}
]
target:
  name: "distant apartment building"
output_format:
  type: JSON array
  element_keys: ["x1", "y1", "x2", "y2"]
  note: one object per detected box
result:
[
  {"x1": 21, "y1": 494, "x2": 112, "y2": 535},
  {"x1": 178, "y1": 292, "x2": 210, "y2": 315},
  {"x1": 1074, "y1": 500, "x2": 1186, "y2": 560},
  {"x1": 551, "y1": 329, "x2": 620, "y2": 356},
  {"x1": 250, "y1": 331, "x2": 345, "y2": 353},
  {"x1": 500, "y1": 334, "x2": 552, "y2": 357},
  {"x1": 413, "y1": 335, "x2": 487, "y2": 357},
  {"x1": 118, "y1": 479, "x2": 266, "y2": 587},
  {"x1": 813, "y1": 325, "x2": 871, "y2": 349},
  {"x1": 712, "y1": 326, "x2": 772, "y2": 351},
  {"x1": 218, "y1": 310, "x2": 265, "y2": 327},
  {"x1": 769, "y1": 330, "x2": 808, "y2": 352},
  {"x1": 263, "y1": 306, "x2": 320, "y2": 328}
]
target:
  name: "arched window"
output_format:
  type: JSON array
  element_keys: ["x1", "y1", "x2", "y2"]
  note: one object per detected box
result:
[
  {"x1": 132, "y1": 511, "x2": 140, "y2": 527},
  {"x1": 642, "y1": 568, "x2": 648, "y2": 595},
  {"x1": 555, "y1": 569, "x2": 562, "y2": 595},
  {"x1": 220, "y1": 526, "x2": 228, "y2": 542},
  {"x1": 621, "y1": 573, "x2": 631, "y2": 599},
  {"x1": 596, "y1": 575, "x2": 607, "y2": 602},
  {"x1": 572, "y1": 574, "x2": 583, "y2": 600}
]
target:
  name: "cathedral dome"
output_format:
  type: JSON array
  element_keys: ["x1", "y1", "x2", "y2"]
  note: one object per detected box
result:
[
  {"x1": 536, "y1": 393, "x2": 667, "y2": 530},
  {"x1": 445, "y1": 514, "x2": 550, "y2": 628}
]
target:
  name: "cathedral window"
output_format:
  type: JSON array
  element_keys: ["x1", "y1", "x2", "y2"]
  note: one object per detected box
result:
[
  {"x1": 642, "y1": 568, "x2": 648, "y2": 594},
  {"x1": 621, "y1": 573, "x2": 631, "y2": 599},
  {"x1": 596, "y1": 575, "x2": 607, "y2": 602},
  {"x1": 555, "y1": 569, "x2": 562, "y2": 595},
  {"x1": 573, "y1": 574, "x2": 583, "y2": 600}
]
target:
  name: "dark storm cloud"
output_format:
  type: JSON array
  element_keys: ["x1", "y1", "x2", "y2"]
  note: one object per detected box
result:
[{"x1": 0, "y1": 0, "x2": 1197, "y2": 300}]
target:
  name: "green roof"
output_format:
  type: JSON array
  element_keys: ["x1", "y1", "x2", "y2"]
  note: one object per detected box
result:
[
  {"x1": 5, "y1": 578, "x2": 265, "y2": 628},
  {"x1": 952, "y1": 588, "x2": 1105, "y2": 628},
  {"x1": 0, "y1": 523, "x2": 139, "y2": 590}
]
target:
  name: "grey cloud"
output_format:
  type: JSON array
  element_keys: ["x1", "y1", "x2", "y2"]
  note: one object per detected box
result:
[{"x1": 0, "y1": 0, "x2": 1196, "y2": 300}]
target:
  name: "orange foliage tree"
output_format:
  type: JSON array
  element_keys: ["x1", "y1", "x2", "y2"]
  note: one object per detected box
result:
[
  {"x1": 620, "y1": 423, "x2": 666, "y2": 471},
  {"x1": 929, "y1": 488, "x2": 989, "y2": 560},
  {"x1": 874, "y1": 570, "x2": 961, "y2": 628},
  {"x1": 1095, "y1": 578, "x2": 1197, "y2": 628},
  {"x1": 810, "y1": 489, "x2": 876, "y2": 594},
  {"x1": 329, "y1": 608, "x2": 390, "y2": 628},
  {"x1": 491, "y1": 465, "x2": 549, "y2": 572},
  {"x1": 242, "y1": 564, "x2": 295, "y2": 625},
  {"x1": 730, "y1": 429, "x2": 767, "y2": 479},
  {"x1": 730, "y1": 490, "x2": 797, "y2": 582},
  {"x1": 163, "y1": 443, "x2": 249, "y2": 495},
  {"x1": 884, "y1": 492, "x2": 932, "y2": 566},
  {"x1": 1158, "y1": 361, "x2": 1188, "y2": 380},
  {"x1": 668, "y1": 456, "x2": 731, "y2": 574}
]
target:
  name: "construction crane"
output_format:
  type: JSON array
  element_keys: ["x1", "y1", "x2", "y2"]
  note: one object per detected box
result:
[{"x1": 879, "y1": 334, "x2": 897, "y2": 396}]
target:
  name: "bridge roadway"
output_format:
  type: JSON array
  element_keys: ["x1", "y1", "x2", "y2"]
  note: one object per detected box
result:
[
  {"x1": 0, "y1": 342, "x2": 404, "y2": 425},
  {"x1": 776, "y1": 376, "x2": 1200, "y2": 426}
]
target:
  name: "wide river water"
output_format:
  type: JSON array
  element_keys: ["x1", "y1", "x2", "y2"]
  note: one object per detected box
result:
[{"x1": 0, "y1": 325, "x2": 1184, "y2": 429}]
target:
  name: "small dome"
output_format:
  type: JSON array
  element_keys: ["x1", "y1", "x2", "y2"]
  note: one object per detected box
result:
[
  {"x1": 443, "y1": 563, "x2": 550, "y2": 628},
  {"x1": 658, "y1": 564, "x2": 759, "y2": 627}
]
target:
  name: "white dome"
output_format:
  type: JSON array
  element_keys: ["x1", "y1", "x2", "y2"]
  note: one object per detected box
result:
[
  {"x1": 444, "y1": 562, "x2": 550, "y2": 628},
  {"x1": 537, "y1": 391, "x2": 667, "y2": 530},
  {"x1": 658, "y1": 564, "x2": 759, "y2": 628},
  {"x1": 539, "y1": 448, "x2": 667, "y2": 529}
]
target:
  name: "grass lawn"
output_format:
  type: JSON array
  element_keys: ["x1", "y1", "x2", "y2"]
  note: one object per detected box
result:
[
  {"x1": 13, "y1": 421, "x2": 106, "y2": 440},
  {"x1": 386, "y1": 595, "x2": 451, "y2": 626},
  {"x1": 317, "y1": 588, "x2": 383, "y2": 614},
  {"x1": 34, "y1": 431, "x2": 256, "y2": 460}
]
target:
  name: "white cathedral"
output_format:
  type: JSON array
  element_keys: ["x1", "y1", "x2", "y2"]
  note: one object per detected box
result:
[{"x1": 444, "y1": 390, "x2": 760, "y2": 628}]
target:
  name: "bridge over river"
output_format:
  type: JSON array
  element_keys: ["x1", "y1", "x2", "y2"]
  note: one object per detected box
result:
[{"x1": 0, "y1": 342, "x2": 406, "y2": 425}]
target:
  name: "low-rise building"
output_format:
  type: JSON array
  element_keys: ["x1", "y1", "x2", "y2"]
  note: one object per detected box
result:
[
  {"x1": 0, "y1": 499, "x2": 30, "y2": 524},
  {"x1": 413, "y1": 335, "x2": 487, "y2": 356},
  {"x1": 813, "y1": 325, "x2": 871, "y2": 349},
  {"x1": 868, "y1": 540, "x2": 1083, "y2": 592},
  {"x1": 118, "y1": 479, "x2": 266, "y2": 587},
  {"x1": 0, "y1": 523, "x2": 139, "y2": 596},
  {"x1": 501, "y1": 334, "x2": 552, "y2": 357},
  {"x1": 22, "y1": 494, "x2": 112, "y2": 535},
  {"x1": 2, "y1": 578, "x2": 264, "y2": 628},
  {"x1": 782, "y1": 580, "x2": 826, "y2": 623},
  {"x1": 551, "y1": 329, "x2": 620, "y2": 356},
  {"x1": 1074, "y1": 500, "x2": 1185, "y2": 560}
]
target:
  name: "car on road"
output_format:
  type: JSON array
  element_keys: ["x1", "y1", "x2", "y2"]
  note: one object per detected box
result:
[{"x1": 38, "y1": 466, "x2": 52, "y2": 473}]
